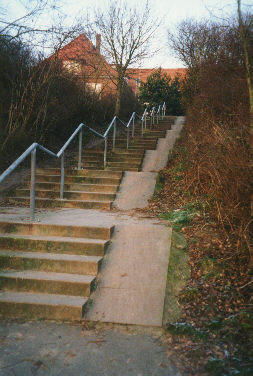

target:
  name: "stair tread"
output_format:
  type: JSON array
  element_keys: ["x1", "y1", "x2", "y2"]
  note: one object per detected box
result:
[
  {"x1": 34, "y1": 183, "x2": 118, "y2": 187},
  {"x1": 0, "y1": 270, "x2": 95, "y2": 283},
  {"x1": 0, "y1": 233, "x2": 108, "y2": 244},
  {"x1": 0, "y1": 291, "x2": 88, "y2": 307},
  {"x1": 11, "y1": 197, "x2": 112, "y2": 203},
  {"x1": 17, "y1": 189, "x2": 114, "y2": 195},
  {"x1": 0, "y1": 250, "x2": 102, "y2": 263},
  {"x1": 18, "y1": 189, "x2": 113, "y2": 194}
]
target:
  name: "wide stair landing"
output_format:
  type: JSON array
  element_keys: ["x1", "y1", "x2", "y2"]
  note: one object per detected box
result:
[{"x1": 0, "y1": 221, "x2": 113, "y2": 321}]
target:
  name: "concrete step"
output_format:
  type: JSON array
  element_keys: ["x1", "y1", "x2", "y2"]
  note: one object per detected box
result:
[
  {"x1": 80, "y1": 166, "x2": 105, "y2": 171},
  {"x1": 36, "y1": 168, "x2": 122, "y2": 179},
  {"x1": 109, "y1": 154, "x2": 144, "y2": 159},
  {"x1": 128, "y1": 146, "x2": 156, "y2": 150},
  {"x1": 0, "y1": 291, "x2": 88, "y2": 321},
  {"x1": 81, "y1": 161, "x2": 103, "y2": 167},
  {"x1": 80, "y1": 154, "x2": 143, "y2": 162},
  {"x1": 0, "y1": 270, "x2": 95, "y2": 296},
  {"x1": 108, "y1": 142, "x2": 156, "y2": 148},
  {"x1": 108, "y1": 136, "x2": 158, "y2": 141},
  {"x1": 132, "y1": 135, "x2": 165, "y2": 139},
  {"x1": 0, "y1": 250, "x2": 102, "y2": 276},
  {"x1": 9, "y1": 197, "x2": 112, "y2": 210},
  {"x1": 82, "y1": 149, "x2": 104, "y2": 154},
  {"x1": 107, "y1": 159, "x2": 142, "y2": 166},
  {"x1": 0, "y1": 221, "x2": 113, "y2": 240},
  {"x1": 106, "y1": 166, "x2": 139, "y2": 172},
  {"x1": 135, "y1": 129, "x2": 167, "y2": 134},
  {"x1": 79, "y1": 156, "x2": 104, "y2": 161},
  {"x1": 0, "y1": 234, "x2": 109, "y2": 256},
  {"x1": 36, "y1": 175, "x2": 121, "y2": 185},
  {"x1": 32, "y1": 182, "x2": 118, "y2": 193},
  {"x1": 112, "y1": 148, "x2": 144, "y2": 155},
  {"x1": 107, "y1": 161, "x2": 141, "y2": 168},
  {"x1": 109, "y1": 139, "x2": 157, "y2": 145},
  {"x1": 16, "y1": 189, "x2": 116, "y2": 202}
]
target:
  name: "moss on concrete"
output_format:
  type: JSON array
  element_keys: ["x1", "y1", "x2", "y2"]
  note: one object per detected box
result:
[{"x1": 162, "y1": 230, "x2": 190, "y2": 325}]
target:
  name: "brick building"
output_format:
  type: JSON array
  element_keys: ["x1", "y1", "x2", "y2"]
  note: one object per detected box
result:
[
  {"x1": 126, "y1": 68, "x2": 187, "y2": 95},
  {"x1": 50, "y1": 34, "x2": 186, "y2": 98},
  {"x1": 51, "y1": 33, "x2": 116, "y2": 96}
]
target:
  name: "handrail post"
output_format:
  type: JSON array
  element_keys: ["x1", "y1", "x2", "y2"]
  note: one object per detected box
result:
[
  {"x1": 78, "y1": 128, "x2": 82, "y2": 170},
  {"x1": 157, "y1": 109, "x2": 159, "y2": 125},
  {"x1": 60, "y1": 152, "x2": 64, "y2": 199},
  {"x1": 132, "y1": 113, "x2": 135, "y2": 137},
  {"x1": 113, "y1": 118, "x2": 116, "y2": 149},
  {"x1": 30, "y1": 148, "x2": 36, "y2": 221},
  {"x1": 150, "y1": 110, "x2": 152, "y2": 129},
  {"x1": 145, "y1": 111, "x2": 147, "y2": 130},
  {"x1": 141, "y1": 117, "x2": 144, "y2": 137},
  {"x1": 104, "y1": 137, "x2": 107, "y2": 168},
  {"x1": 127, "y1": 127, "x2": 130, "y2": 149}
]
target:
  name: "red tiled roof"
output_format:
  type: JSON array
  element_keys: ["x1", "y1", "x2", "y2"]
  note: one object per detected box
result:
[
  {"x1": 127, "y1": 68, "x2": 187, "y2": 81},
  {"x1": 126, "y1": 68, "x2": 187, "y2": 94},
  {"x1": 50, "y1": 34, "x2": 115, "y2": 78}
]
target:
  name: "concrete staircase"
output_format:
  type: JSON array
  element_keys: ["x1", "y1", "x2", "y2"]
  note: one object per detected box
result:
[
  {"x1": 7, "y1": 119, "x2": 173, "y2": 207},
  {"x1": 0, "y1": 117, "x2": 175, "y2": 321},
  {"x1": 0, "y1": 221, "x2": 113, "y2": 320},
  {"x1": 9, "y1": 169, "x2": 122, "y2": 210},
  {"x1": 81, "y1": 119, "x2": 174, "y2": 171}
]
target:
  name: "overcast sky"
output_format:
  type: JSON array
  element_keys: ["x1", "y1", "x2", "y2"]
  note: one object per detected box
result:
[{"x1": 2, "y1": 0, "x2": 251, "y2": 68}]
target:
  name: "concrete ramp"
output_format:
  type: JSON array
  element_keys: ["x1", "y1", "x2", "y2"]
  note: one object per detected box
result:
[{"x1": 86, "y1": 223, "x2": 172, "y2": 326}]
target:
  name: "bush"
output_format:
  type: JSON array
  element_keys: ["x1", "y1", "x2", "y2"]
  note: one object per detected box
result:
[{"x1": 138, "y1": 68, "x2": 184, "y2": 115}]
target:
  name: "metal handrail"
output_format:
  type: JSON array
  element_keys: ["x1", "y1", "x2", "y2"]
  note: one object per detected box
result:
[
  {"x1": 0, "y1": 143, "x2": 56, "y2": 185},
  {"x1": 83, "y1": 124, "x2": 104, "y2": 139},
  {"x1": 0, "y1": 121, "x2": 87, "y2": 220},
  {"x1": 57, "y1": 123, "x2": 84, "y2": 157},
  {"x1": 0, "y1": 142, "x2": 58, "y2": 220},
  {"x1": 0, "y1": 102, "x2": 166, "y2": 221},
  {"x1": 162, "y1": 102, "x2": 166, "y2": 119},
  {"x1": 150, "y1": 107, "x2": 155, "y2": 128}
]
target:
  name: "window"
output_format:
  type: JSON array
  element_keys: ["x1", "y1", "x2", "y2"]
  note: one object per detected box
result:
[
  {"x1": 86, "y1": 82, "x2": 102, "y2": 93},
  {"x1": 63, "y1": 60, "x2": 81, "y2": 74}
]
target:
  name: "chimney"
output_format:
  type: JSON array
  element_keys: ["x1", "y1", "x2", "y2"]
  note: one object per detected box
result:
[{"x1": 96, "y1": 34, "x2": 101, "y2": 53}]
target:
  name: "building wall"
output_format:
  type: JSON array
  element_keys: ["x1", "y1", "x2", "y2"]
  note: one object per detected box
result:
[{"x1": 126, "y1": 68, "x2": 187, "y2": 95}]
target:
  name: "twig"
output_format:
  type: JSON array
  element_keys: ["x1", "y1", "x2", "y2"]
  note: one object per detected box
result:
[{"x1": 238, "y1": 280, "x2": 253, "y2": 289}]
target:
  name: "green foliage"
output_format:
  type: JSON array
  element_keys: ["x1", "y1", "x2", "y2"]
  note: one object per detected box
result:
[
  {"x1": 152, "y1": 173, "x2": 165, "y2": 200},
  {"x1": 160, "y1": 210, "x2": 194, "y2": 226},
  {"x1": 179, "y1": 287, "x2": 201, "y2": 303},
  {"x1": 167, "y1": 322, "x2": 207, "y2": 341},
  {"x1": 168, "y1": 312, "x2": 253, "y2": 375},
  {"x1": 138, "y1": 68, "x2": 184, "y2": 115}
]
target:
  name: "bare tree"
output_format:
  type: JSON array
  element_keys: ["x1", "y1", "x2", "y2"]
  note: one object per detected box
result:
[
  {"x1": 167, "y1": 19, "x2": 230, "y2": 69},
  {"x1": 0, "y1": 0, "x2": 85, "y2": 52},
  {"x1": 94, "y1": 0, "x2": 159, "y2": 116},
  {"x1": 237, "y1": 0, "x2": 253, "y2": 160}
]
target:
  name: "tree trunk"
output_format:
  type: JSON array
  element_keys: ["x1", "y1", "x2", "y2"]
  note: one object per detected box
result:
[
  {"x1": 237, "y1": 0, "x2": 253, "y2": 267},
  {"x1": 115, "y1": 83, "x2": 123, "y2": 117},
  {"x1": 237, "y1": 0, "x2": 253, "y2": 156}
]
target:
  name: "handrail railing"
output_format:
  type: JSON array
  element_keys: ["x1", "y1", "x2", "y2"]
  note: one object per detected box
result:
[
  {"x1": 0, "y1": 142, "x2": 57, "y2": 221},
  {"x1": 162, "y1": 101, "x2": 166, "y2": 119},
  {"x1": 0, "y1": 121, "x2": 86, "y2": 220},
  {"x1": 150, "y1": 107, "x2": 155, "y2": 128},
  {"x1": 0, "y1": 102, "x2": 166, "y2": 221}
]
